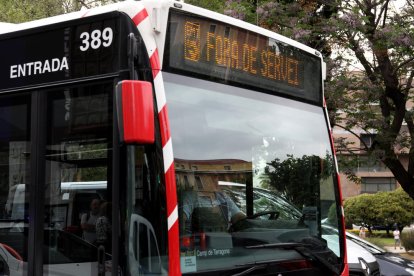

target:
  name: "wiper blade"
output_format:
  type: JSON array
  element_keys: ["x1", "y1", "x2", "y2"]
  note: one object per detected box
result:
[
  {"x1": 246, "y1": 242, "x2": 311, "y2": 249},
  {"x1": 245, "y1": 242, "x2": 340, "y2": 275},
  {"x1": 231, "y1": 264, "x2": 267, "y2": 276}
]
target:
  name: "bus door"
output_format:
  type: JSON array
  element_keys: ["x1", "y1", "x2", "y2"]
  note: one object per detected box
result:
[
  {"x1": 42, "y1": 82, "x2": 114, "y2": 276},
  {"x1": 0, "y1": 82, "x2": 114, "y2": 276},
  {"x1": 0, "y1": 93, "x2": 31, "y2": 275}
]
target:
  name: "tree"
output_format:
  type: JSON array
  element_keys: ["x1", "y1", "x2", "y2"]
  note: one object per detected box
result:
[
  {"x1": 325, "y1": 1, "x2": 414, "y2": 201},
  {"x1": 344, "y1": 188, "x2": 414, "y2": 234},
  {"x1": 343, "y1": 193, "x2": 379, "y2": 230}
]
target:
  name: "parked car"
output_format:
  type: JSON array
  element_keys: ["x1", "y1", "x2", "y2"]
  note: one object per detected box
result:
[
  {"x1": 221, "y1": 185, "x2": 381, "y2": 276},
  {"x1": 346, "y1": 231, "x2": 414, "y2": 276},
  {"x1": 322, "y1": 225, "x2": 380, "y2": 276},
  {"x1": 346, "y1": 236, "x2": 381, "y2": 276}
]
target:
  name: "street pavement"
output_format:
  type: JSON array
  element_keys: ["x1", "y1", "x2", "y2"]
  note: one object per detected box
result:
[{"x1": 384, "y1": 246, "x2": 406, "y2": 254}]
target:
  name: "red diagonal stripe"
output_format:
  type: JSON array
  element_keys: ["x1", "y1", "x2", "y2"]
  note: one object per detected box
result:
[
  {"x1": 158, "y1": 105, "x2": 171, "y2": 147},
  {"x1": 130, "y1": 6, "x2": 179, "y2": 275},
  {"x1": 81, "y1": 10, "x2": 90, "y2": 18},
  {"x1": 168, "y1": 222, "x2": 180, "y2": 275},
  {"x1": 132, "y1": 8, "x2": 149, "y2": 26},
  {"x1": 165, "y1": 163, "x2": 181, "y2": 275},
  {"x1": 150, "y1": 49, "x2": 161, "y2": 78},
  {"x1": 165, "y1": 166, "x2": 177, "y2": 216}
]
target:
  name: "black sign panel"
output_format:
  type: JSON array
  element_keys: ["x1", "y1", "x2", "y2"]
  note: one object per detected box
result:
[
  {"x1": 164, "y1": 10, "x2": 322, "y2": 104},
  {"x1": 0, "y1": 13, "x2": 125, "y2": 91}
]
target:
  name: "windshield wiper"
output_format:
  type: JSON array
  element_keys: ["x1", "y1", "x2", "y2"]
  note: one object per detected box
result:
[
  {"x1": 245, "y1": 242, "x2": 311, "y2": 249},
  {"x1": 245, "y1": 241, "x2": 340, "y2": 275},
  {"x1": 231, "y1": 264, "x2": 268, "y2": 276}
]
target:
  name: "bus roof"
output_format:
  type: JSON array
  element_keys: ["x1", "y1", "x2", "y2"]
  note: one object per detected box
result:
[
  {"x1": 0, "y1": 0, "x2": 322, "y2": 64},
  {"x1": 0, "y1": 22, "x2": 17, "y2": 34}
]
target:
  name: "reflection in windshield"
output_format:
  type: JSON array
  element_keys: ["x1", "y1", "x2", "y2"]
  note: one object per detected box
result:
[{"x1": 165, "y1": 73, "x2": 342, "y2": 274}]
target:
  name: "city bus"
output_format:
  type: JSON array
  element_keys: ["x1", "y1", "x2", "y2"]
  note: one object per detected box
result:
[{"x1": 0, "y1": 0, "x2": 348, "y2": 275}]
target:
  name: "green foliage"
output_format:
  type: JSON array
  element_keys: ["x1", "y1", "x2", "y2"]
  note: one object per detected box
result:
[
  {"x1": 327, "y1": 203, "x2": 338, "y2": 225},
  {"x1": 336, "y1": 155, "x2": 362, "y2": 185},
  {"x1": 365, "y1": 236, "x2": 395, "y2": 248},
  {"x1": 185, "y1": 0, "x2": 225, "y2": 14},
  {"x1": 221, "y1": 0, "x2": 336, "y2": 57},
  {"x1": 344, "y1": 193, "x2": 378, "y2": 226},
  {"x1": 344, "y1": 188, "x2": 414, "y2": 229},
  {"x1": 0, "y1": 0, "x2": 117, "y2": 23},
  {"x1": 0, "y1": 0, "x2": 64, "y2": 23},
  {"x1": 402, "y1": 228, "x2": 414, "y2": 251},
  {"x1": 263, "y1": 154, "x2": 333, "y2": 208}
]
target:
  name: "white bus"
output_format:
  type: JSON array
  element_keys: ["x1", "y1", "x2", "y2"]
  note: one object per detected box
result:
[{"x1": 0, "y1": 1, "x2": 348, "y2": 275}]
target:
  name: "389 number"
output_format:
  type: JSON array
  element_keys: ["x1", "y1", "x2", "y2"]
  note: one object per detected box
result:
[{"x1": 79, "y1": 27, "x2": 113, "y2": 51}]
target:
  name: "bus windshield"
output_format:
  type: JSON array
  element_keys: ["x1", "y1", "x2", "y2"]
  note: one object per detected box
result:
[{"x1": 164, "y1": 73, "x2": 343, "y2": 274}]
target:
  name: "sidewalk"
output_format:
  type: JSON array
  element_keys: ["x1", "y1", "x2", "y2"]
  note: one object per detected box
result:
[{"x1": 384, "y1": 246, "x2": 406, "y2": 254}]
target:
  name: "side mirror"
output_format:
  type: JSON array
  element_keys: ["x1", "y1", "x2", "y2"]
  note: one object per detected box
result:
[{"x1": 116, "y1": 81, "x2": 155, "y2": 144}]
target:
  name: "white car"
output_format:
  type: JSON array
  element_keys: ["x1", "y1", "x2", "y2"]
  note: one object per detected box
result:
[
  {"x1": 322, "y1": 225, "x2": 380, "y2": 276},
  {"x1": 346, "y1": 231, "x2": 414, "y2": 276},
  {"x1": 346, "y1": 236, "x2": 380, "y2": 276}
]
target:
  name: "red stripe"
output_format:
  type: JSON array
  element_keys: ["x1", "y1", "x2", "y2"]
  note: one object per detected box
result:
[
  {"x1": 158, "y1": 86, "x2": 179, "y2": 274},
  {"x1": 142, "y1": 16, "x2": 179, "y2": 272},
  {"x1": 150, "y1": 49, "x2": 161, "y2": 78},
  {"x1": 168, "y1": 221, "x2": 181, "y2": 275},
  {"x1": 330, "y1": 130, "x2": 337, "y2": 156},
  {"x1": 158, "y1": 106, "x2": 171, "y2": 147},
  {"x1": 341, "y1": 263, "x2": 349, "y2": 276},
  {"x1": 132, "y1": 8, "x2": 149, "y2": 26},
  {"x1": 165, "y1": 160, "x2": 181, "y2": 275},
  {"x1": 337, "y1": 173, "x2": 348, "y2": 275},
  {"x1": 165, "y1": 166, "x2": 177, "y2": 216},
  {"x1": 81, "y1": 10, "x2": 90, "y2": 18}
]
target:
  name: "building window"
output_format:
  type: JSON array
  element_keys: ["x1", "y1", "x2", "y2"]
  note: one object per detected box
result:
[
  {"x1": 195, "y1": 176, "x2": 203, "y2": 190},
  {"x1": 357, "y1": 155, "x2": 388, "y2": 172},
  {"x1": 361, "y1": 177, "x2": 396, "y2": 193},
  {"x1": 191, "y1": 166, "x2": 198, "y2": 171},
  {"x1": 184, "y1": 175, "x2": 190, "y2": 189},
  {"x1": 360, "y1": 134, "x2": 376, "y2": 149},
  {"x1": 224, "y1": 165, "x2": 231, "y2": 170}
]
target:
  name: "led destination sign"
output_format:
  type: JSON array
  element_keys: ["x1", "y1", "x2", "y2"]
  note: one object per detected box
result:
[
  {"x1": 165, "y1": 10, "x2": 322, "y2": 104},
  {"x1": 185, "y1": 22, "x2": 301, "y2": 87}
]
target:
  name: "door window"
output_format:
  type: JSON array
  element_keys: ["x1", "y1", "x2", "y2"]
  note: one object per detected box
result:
[
  {"x1": 126, "y1": 146, "x2": 168, "y2": 275},
  {"x1": 43, "y1": 83, "x2": 113, "y2": 275},
  {"x1": 0, "y1": 94, "x2": 31, "y2": 276}
]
